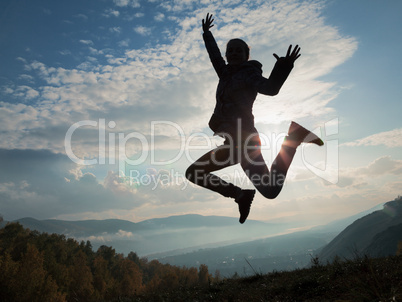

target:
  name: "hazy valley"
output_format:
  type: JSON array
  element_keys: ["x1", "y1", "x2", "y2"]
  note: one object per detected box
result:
[{"x1": 5, "y1": 197, "x2": 401, "y2": 277}]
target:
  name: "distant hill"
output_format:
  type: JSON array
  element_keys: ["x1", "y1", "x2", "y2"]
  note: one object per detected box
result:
[
  {"x1": 150, "y1": 203, "x2": 393, "y2": 277},
  {"x1": 10, "y1": 199, "x2": 388, "y2": 259},
  {"x1": 15, "y1": 217, "x2": 139, "y2": 236},
  {"x1": 319, "y1": 196, "x2": 402, "y2": 262},
  {"x1": 15, "y1": 214, "x2": 271, "y2": 235},
  {"x1": 13, "y1": 214, "x2": 287, "y2": 256}
]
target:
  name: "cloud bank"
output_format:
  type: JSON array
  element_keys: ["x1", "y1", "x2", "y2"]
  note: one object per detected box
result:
[{"x1": 0, "y1": 0, "x2": 368, "y2": 222}]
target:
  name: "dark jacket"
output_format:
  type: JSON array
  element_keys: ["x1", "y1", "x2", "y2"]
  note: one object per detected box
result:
[{"x1": 203, "y1": 31, "x2": 294, "y2": 135}]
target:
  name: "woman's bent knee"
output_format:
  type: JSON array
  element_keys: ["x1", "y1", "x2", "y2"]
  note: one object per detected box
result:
[
  {"x1": 185, "y1": 165, "x2": 203, "y2": 183},
  {"x1": 185, "y1": 166, "x2": 195, "y2": 182}
]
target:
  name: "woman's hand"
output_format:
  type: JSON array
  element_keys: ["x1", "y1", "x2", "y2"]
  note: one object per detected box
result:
[
  {"x1": 202, "y1": 13, "x2": 214, "y2": 33},
  {"x1": 273, "y1": 45, "x2": 301, "y2": 64}
]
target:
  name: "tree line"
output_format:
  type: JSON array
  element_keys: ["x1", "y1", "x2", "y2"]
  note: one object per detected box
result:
[{"x1": 0, "y1": 222, "x2": 212, "y2": 301}]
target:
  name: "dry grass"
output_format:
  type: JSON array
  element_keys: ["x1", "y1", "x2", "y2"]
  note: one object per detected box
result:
[{"x1": 132, "y1": 255, "x2": 402, "y2": 302}]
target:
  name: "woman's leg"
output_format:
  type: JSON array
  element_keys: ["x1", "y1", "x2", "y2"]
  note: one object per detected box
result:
[
  {"x1": 241, "y1": 122, "x2": 323, "y2": 199},
  {"x1": 185, "y1": 138, "x2": 256, "y2": 223},
  {"x1": 185, "y1": 141, "x2": 240, "y2": 198},
  {"x1": 240, "y1": 137, "x2": 296, "y2": 199}
]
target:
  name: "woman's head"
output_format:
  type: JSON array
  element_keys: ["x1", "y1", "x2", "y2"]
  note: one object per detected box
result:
[{"x1": 226, "y1": 38, "x2": 250, "y2": 65}]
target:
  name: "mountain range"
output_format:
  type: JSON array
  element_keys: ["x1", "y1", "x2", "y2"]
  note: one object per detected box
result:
[
  {"x1": 152, "y1": 198, "x2": 401, "y2": 276},
  {"x1": 2, "y1": 196, "x2": 401, "y2": 276},
  {"x1": 8, "y1": 215, "x2": 290, "y2": 256}
]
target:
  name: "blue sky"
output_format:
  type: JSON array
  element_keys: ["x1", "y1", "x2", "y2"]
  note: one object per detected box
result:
[{"x1": 0, "y1": 0, "x2": 401, "y2": 226}]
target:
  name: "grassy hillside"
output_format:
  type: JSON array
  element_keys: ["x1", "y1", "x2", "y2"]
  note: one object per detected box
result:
[
  {"x1": 1, "y1": 221, "x2": 401, "y2": 301},
  {"x1": 320, "y1": 196, "x2": 402, "y2": 262},
  {"x1": 134, "y1": 255, "x2": 402, "y2": 302}
]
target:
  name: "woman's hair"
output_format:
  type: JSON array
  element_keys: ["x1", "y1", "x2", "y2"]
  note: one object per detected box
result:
[{"x1": 226, "y1": 38, "x2": 250, "y2": 60}]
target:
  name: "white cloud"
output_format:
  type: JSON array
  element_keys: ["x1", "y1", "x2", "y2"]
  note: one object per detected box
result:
[
  {"x1": 3, "y1": 87, "x2": 14, "y2": 94},
  {"x1": 321, "y1": 156, "x2": 402, "y2": 189},
  {"x1": 0, "y1": 148, "x2": 206, "y2": 220},
  {"x1": 159, "y1": 0, "x2": 200, "y2": 12},
  {"x1": 359, "y1": 156, "x2": 402, "y2": 176},
  {"x1": 80, "y1": 229, "x2": 136, "y2": 244},
  {"x1": 383, "y1": 182, "x2": 402, "y2": 193},
  {"x1": 0, "y1": 0, "x2": 371, "y2": 223},
  {"x1": 133, "y1": 25, "x2": 151, "y2": 36},
  {"x1": 59, "y1": 50, "x2": 72, "y2": 56},
  {"x1": 110, "y1": 26, "x2": 122, "y2": 34},
  {"x1": 88, "y1": 47, "x2": 103, "y2": 55},
  {"x1": 13, "y1": 85, "x2": 39, "y2": 100},
  {"x1": 116, "y1": 229, "x2": 134, "y2": 238},
  {"x1": 154, "y1": 12, "x2": 165, "y2": 22},
  {"x1": 80, "y1": 39, "x2": 94, "y2": 45},
  {"x1": 0, "y1": 0, "x2": 359, "y2": 158},
  {"x1": 113, "y1": 0, "x2": 140, "y2": 8},
  {"x1": 134, "y1": 12, "x2": 144, "y2": 18},
  {"x1": 74, "y1": 14, "x2": 88, "y2": 20},
  {"x1": 18, "y1": 74, "x2": 35, "y2": 83},
  {"x1": 104, "y1": 170, "x2": 137, "y2": 195},
  {"x1": 343, "y1": 128, "x2": 402, "y2": 148},
  {"x1": 0, "y1": 149, "x2": 147, "y2": 220},
  {"x1": 118, "y1": 39, "x2": 130, "y2": 47},
  {"x1": 103, "y1": 9, "x2": 120, "y2": 18},
  {"x1": 16, "y1": 57, "x2": 27, "y2": 63}
]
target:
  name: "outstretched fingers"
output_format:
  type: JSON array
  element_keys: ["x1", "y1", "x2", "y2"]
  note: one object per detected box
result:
[
  {"x1": 291, "y1": 45, "x2": 301, "y2": 60},
  {"x1": 286, "y1": 45, "x2": 292, "y2": 57},
  {"x1": 273, "y1": 44, "x2": 301, "y2": 62},
  {"x1": 207, "y1": 13, "x2": 214, "y2": 23},
  {"x1": 202, "y1": 13, "x2": 214, "y2": 32}
]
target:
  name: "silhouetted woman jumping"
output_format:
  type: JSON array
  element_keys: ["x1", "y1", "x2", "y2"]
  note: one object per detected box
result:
[{"x1": 186, "y1": 13, "x2": 323, "y2": 223}]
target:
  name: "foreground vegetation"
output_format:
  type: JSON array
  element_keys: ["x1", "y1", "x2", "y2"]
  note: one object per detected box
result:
[
  {"x1": 0, "y1": 222, "x2": 211, "y2": 301},
  {"x1": 136, "y1": 255, "x2": 402, "y2": 301},
  {"x1": 1, "y1": 222, "x2": 401, "y2": 301}
]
